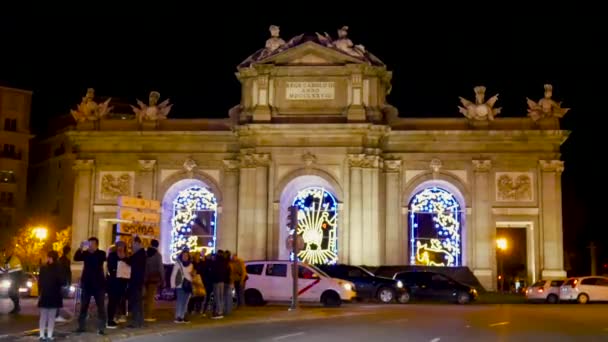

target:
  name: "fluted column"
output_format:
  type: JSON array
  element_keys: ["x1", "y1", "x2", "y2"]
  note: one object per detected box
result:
[
  {"x1": 539, "y1": 160, "x2": 566, "y2": 278},
  {"x1": 361, "y1": 155, "x2": 382, "y2": 265},
  {"x1": 219, "y1": 160, "x2": 239, "y2": 253},
  {"x1": 472, "y1": 159, "x2": 494, "y2": 290},
  {"x1": 71, "y1": 159, "x2": 95, "y2": 253},
  {"x1": 384, "y1": 159, "x2": 402, "y2": 265},
  {"x1": 348, "y1": 154, "x2": 364, "y2": 265}
]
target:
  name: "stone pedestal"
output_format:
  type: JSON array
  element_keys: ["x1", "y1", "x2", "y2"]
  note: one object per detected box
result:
[
  {"x1": 219, "y1": 160, "x2": 239, "y2": 253},
  {"x1": 539, "y1": 160, "x2": 566, "y2": 279},
  {"x1": 472, "y1": 159, "x2": 494, "y2": 290},
  {"x1": 384, "y1": 160, "x2": 402, "y2": 265},
  {"x1": 71, "y1": 159, "x2": 95, "y2": 252},
  {"x1": 137, "y1": 160, "x2": 156, "y2": 199},
  {"x1": 252, "y1": 75, "x2": 271, "y2": 122}
]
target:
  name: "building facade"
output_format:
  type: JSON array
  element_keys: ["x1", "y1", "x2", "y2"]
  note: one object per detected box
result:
[
  {"x1": 30, "y1": 29, "x2": 569, "y2": 290},
  {"x1": 0, "y1": 86, "x2": 32, "y2": 237}
]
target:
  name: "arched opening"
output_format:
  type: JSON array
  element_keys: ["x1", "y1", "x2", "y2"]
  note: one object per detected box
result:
[
  {"x1": 409, "y1": 186, "x2": 463, "y2": 267},
  {"x1": 161, "y1": 179, "x2": 218, "y2": 263},
  {"x1": 291, "y1": 187, "x2": 338, "y2": 265}
]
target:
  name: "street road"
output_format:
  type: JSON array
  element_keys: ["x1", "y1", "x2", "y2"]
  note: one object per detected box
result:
[{"x1": 132, "y1": 304, "x2": 608, "y2": 342}]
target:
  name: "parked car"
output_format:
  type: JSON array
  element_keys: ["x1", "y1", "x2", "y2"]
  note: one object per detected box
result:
[
  {"x1": 393, "y1": 270, "x2": 477, "y2": 304},
  {"x1": 560, "y1": 276, "x2": 608, "y2": 304},
  {"x1": 244, "y1": 260, "x2": 356, "y2": 307},
  {"x1": 0, "y1": 272, "x2": 38, "y2": 297},
  {"x1": 318, "y1": 264, "x2": 408, "y2": 303},
  {"x1": 526, "y1": 279, "x2": 564, "y2": 303}
]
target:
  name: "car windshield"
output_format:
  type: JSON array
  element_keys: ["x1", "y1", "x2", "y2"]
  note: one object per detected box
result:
[
  {"x1": 356, "y1": 266, "x2": 375, "y2": 277},
  {"x1": 307, "y1": 264, "x2": 330, "y2": 278}
]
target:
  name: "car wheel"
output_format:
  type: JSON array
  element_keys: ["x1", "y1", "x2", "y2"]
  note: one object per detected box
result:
[
  {"x1": 244, "y1": 289, "x2": 264, "y2": 306},
  {"x1": 577, "y1": 293, "x2": 589, "y2": 304},
  {"x1": 546, "y1": 294, "x2": 559, "y2": 304},
  {"x1": 397, "y1": 291, "x2": 411, "y2": 304},
  {"x1": 377, "y1": 287, "x2": 395, "y2": 304},
  {"x1": 456, "y1": 292, "x2": 471, "y2": 304},
  {"x1": 321, "y1": 290, "x2": 341, "y2": 307}
]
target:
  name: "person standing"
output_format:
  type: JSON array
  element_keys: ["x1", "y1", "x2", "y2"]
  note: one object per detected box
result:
[
  {"x1": 231, "y1": 253, "x2": 247, "y2": 308},
  {"x1": 143, "y1": 239, "x2": 164, "y2": 322},
  {"x1": 200, "y1": 254, "x2": 214, "y2": 317},
  {"x1": 170, "y1": 249, "x2": 193, "y2": 323},
  {"x1": 222, "y1": 251, "x2": 233, "y2": 316},
  {"x1": 1, "y1": 248, "x2": 23, "y2": 314},
  {"x1": 55, "y1": 246, "x2": 72, "y2": 322},
  {"x1": 211, "y1": 251, "x2": 226, "y2": 319},
  {"x1": 38, "y1": 250, "x2": 63, "y2": 341},
  {"x1": 126, "y1": 236, "x2": 146, "y2": 328},
  {"x1": 74, "y1": 237, "x2": 107, "y2": 335},
  {"x1": 105, "y1": 241, "x2": 129, "y2": 329}
]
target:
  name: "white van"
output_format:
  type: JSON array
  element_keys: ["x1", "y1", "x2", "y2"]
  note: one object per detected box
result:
[{"x1": 244, "y1": 260, "x2": 356, "y2": 307}]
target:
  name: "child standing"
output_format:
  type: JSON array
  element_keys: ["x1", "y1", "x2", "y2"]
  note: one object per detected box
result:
[{"x1": 38, "y1": 250, "x2": 63, "y2": 341}]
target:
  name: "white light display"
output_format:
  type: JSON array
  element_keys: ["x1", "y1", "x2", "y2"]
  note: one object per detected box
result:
[
  {"x1": 291, "y1": 187, "x2": 338, "y2": 265},
  {"x1": 409, "y1": 187, "x2": 461, "y2": 267},
  {"x1": 171, "y1": 186, "x2": 217, "y2": 261}
]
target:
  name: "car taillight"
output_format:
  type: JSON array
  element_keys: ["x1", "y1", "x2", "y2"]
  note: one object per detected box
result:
[{"x1": 537, "y1": 288, "x2": 544, "y2": 293}]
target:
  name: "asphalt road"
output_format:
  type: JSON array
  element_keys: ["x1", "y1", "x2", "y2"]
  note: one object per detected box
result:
[{"x1": 131, "y1": 304, "x2": 608, "y2": 342}]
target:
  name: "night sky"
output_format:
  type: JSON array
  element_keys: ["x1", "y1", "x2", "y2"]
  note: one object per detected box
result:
[{"x1": 0, "y1": 5, "x2": 605, "y2": 273}]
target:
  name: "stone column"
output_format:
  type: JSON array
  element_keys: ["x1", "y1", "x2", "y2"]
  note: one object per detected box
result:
[
  {"x1": 219, "y1": 160, "x2": 239, "y2": 253},
  {"x1": 384, "y1": 159, "x2": 402, "y2": 265},
  {"x1": 137, "y1": 160, "x2": 156, "y2": 199},
  {"x1": 236, "y1": 153, "x2": 270, "y2": 260},
  {"x1": 71, "y1": 159, "x2": 95, "y2": 253},
  {"x1": 471, "y1": 159, "x2": 494, "y2": 291},
  {"x1": 348, "y1": 154, "x2": 364, "y2": 265},
  {"x1": 539, "y1": 160, "x2": 566, "y2": 279},
  {"x1": 361, "y1": 155, "x2": 382, "y2": 265}
]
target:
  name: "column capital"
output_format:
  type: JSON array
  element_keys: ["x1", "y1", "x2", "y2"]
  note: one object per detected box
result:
[
  {"x1": 138, "y1": 159, "x2": 156, "y2": 172},
  {"x1": 239, "y1": 153, "x2": 270, "y2": 168},
  {"x1": 539, "y1": 160, "x2": 564, "y2": 173},
  {"x1": 73, "y1": 159, "x2": 94, "y2": 171},
  {"x1": 222, "y1": 159, "x2": 240, "y2": 172},
  {"x1": 472, "y1": 159, "x2": 492, "y2": 172},
  {"x1": 348, "y1": 154, "x2": 382, "y2": 168},
  {"x1": 347, "y1": 154, "x2": 366, "y2": 168},
  {"x1": 383, "y1": 159, "x2": 402, "y2": 172}
]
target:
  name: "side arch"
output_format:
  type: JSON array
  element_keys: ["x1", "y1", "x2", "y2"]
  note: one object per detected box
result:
[
  {"x1": 402, "y1": 171, "x2": 470, "y2": 208},
  {"x1": 274, "y1": 167, "x2": 344, "y2": 203},
  {"x1": 159, "y1": 170, "x2": 223, "y2": 205}
]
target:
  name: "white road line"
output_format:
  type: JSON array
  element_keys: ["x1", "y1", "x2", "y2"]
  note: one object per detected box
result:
[
  {"x1": 489, "y1": 321, "x2": 510, "y2": 327},
  {"x1": 430, "y1": 338, "x2": 441, "y2": 342},
  {"x1": 272, "y1": 332, "x2": 305, "y2": 341}
]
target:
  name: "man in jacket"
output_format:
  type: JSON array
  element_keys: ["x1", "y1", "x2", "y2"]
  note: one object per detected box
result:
[
  {"x1": 231, "y1": 253, "x2": 247, "y2": 308},
  {"x1": 143, "y1": 239, "x2": 164, "y2": 322},
  {"x1": 56, "y1": 245, "x2": 72, "y2": 322},
  {"x1": 126, "y1": 236, "x2": 146, "y2": 328},
  {"x1": 74, "y1": 237, "x2": 107, "y2": 335},
  {"x1": 1, "y1": 247, "x2": 23, "y2": 314}
]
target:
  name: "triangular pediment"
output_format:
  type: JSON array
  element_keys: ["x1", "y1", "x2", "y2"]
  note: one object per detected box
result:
[{"x1": 257, "y1": 41, "x2": 368, "y2": 66}]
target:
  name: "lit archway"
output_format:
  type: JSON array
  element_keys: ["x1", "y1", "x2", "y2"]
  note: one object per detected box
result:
[
  {"x1": 291, "y1": 187, "x2": 338, "y2": 265},
  {"x1": 409, "y1": 187, "x2": 462, "y2": 267}
]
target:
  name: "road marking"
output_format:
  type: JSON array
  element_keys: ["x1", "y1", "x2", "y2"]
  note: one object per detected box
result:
[
  {"x1": 489, "y1": 321, "x2": 510, "y2": 327},
  {"x1": 430, "y1": 338, "x2": 441, "y2": 342},
  {"x1": 272, "y1": 332, "x2": 305, "y2": 341}
]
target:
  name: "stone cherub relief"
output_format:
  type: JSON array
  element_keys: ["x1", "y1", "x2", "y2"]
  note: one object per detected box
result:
[
  {"x1": 70, "y1": 88, "x2": 113, "y2": 123},
  {"x1": 131, "y1": 91, "x2": 173, "y2": 124},
  {"x1": 496, "y1": 173, "x2": 532, "y2": 201},
  {"x1": 100, "y1": 173, "x2": 132, "y2": 199},
  {"x1": 526, "y1": 84, "x2": 570, "y2": 122},
  {"x1": 316, "y1": 26, "x2": 367, "y2": 58},
  {"x1": 458, "y1": 86, "x2": 501, "y2": 121}
]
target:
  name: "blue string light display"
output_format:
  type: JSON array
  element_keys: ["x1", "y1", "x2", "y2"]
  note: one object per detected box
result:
[
  {"x1": 409, "y1": 187, "x2": 462, "y2": 267},
  {"x1": 290, "y1": 187, "x2": 338, "y2": 265},
  {"x1": 171, "y1": 186, "x2": 217, "y2": 261}
]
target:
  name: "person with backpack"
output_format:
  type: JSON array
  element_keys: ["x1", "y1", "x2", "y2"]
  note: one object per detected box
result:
[
  {"x1": 170, "y1": 249, "x2": 193, "y2": 323},
  {"x1": 143, "y1": 239, "x2": 164, "y2": 322}
]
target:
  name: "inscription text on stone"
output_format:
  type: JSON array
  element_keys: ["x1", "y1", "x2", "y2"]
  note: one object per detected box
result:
[{"x1": 285, "y1": 82, "x2": 335, "y2": 100}]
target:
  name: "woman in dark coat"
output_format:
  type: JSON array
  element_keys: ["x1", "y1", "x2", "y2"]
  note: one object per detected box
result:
[{"x1": 38, "y1": 250, "x2": 63, "y2": 341}]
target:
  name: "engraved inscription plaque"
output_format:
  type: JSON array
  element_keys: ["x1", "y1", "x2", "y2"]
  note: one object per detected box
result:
[{"x1": 285, "y1": 82, "x2": 335, "y2": 100}]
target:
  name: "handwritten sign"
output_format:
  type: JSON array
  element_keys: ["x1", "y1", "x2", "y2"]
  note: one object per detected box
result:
[
  {"x1": 118, "y1": 208, "x2": 160, "y2": 224},
  {"x1": 119, "y1": 223, "x2": 160, "y2": 237},
  {"x1": 118, "y1": 196, "x2": 160, "y2": 211},
  {"x1": 285, "y1": 82, "x2": 335, "y2": 100}
]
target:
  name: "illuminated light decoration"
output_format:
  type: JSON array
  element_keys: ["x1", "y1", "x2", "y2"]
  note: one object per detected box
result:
[
  {"x1": 171, "y1": 186, "x2": 217, "y2": 261},
  {"x1": 409, "y1": 187, "x2": 462, "y2": 266},
  {"x1": 290, "y1": 187, "x2": 338, "y2": 265}
]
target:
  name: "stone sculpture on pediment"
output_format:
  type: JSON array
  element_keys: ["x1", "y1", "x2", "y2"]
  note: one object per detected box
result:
[
  {"x1": 70, "y1": 88, "x2": 113, "y2": 123},
  {"x1": 526, "y1": 84, "x2": 570, "y2": 122},
  {"x1": 261, "y1": 25, "x2": 286, "y2": 58},
  {"x1": 458, "y1": 86, "x2": 501, "y2": 121},
  {"x1": 131, "y1": 91, "x2": 173, "y2": 124}
]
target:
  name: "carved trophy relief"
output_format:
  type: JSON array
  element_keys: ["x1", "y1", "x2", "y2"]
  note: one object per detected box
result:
[
  {"x1": 495, "y1": 172, "x2": 533, "y2": 202},
  {"x1": 100, "y1": 172, "x2": 134, "y2": 200}
]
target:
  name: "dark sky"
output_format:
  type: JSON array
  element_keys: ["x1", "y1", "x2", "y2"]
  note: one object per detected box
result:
[{"x1": 1, "y1": 5, "x2": 605, "y2": 272}]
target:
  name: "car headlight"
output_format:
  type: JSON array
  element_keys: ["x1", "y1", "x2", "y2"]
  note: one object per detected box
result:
[
  {"x1": 396, "y1": 280, "x2": 404, "y2": 288},
  {"x1": 343, "y1": 283, "x2": 353, "y2": 291},
  {"x1": 69, "y1": 286, "x2": 76, "y2": 292},
  {"x1": 1, "y1": 280, "x2": 11, "y2": 289},
  {"x1": 26, "y1": 281, "x2": 33, "y2": 288}
]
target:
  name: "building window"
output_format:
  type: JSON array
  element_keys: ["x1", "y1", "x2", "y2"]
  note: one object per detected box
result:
[
  {"x1": 3, "y1": 144, "x2": 15, "y2": 155},
  {"x1": 4, "y1": 118, "x2": 17, "y2": 131},
  {"x1": 171, "y1": 186, "x2": 218, "y2": 262},
  {"x1": 0, "y1": 192, "x2": 14, "y2": 207},
  {"x1": 409, "y1": 187, "x2": 462, "y2": 267},
  {"x1": 0, "y1": 170, "x2": 16, "y2": 183},
  {"x1": 291, "y1": 187, "x2": 338, "y2": 265}
]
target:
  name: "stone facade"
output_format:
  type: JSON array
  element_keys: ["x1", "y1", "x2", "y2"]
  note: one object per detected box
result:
[{"x1": 29, "y1": 31, "x2": 569, "y2": 290}]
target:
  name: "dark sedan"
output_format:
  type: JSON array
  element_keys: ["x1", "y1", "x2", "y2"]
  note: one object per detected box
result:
[
  {"x1": 319, "y1": 264, "x2": 408, "y2": 303},
  {"x1": 393, "y1": 270, "x2": 478, "y2": 304}
]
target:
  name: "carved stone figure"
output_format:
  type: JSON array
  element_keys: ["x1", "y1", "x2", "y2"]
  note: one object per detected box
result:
[
  {"x1": 458, "y1": 86, "x2": 501, "y2": 121},
  {"x1": 430, "y1": 159, "x2": 442, "y2": 173},
  {"x1": 70, "y1": 88, "x2": 113, "y2": 123},
  {"x1": 101, "y1": 173, "x2": 132, "y2": 199},
  {"x1": 265, "y1": 25, "x2": 286, "y2": 53},
  {"x1": 131, "y1": 91, "x2": 173, "y2": 123},
  {"x1": 331, "y1": 26, "x2": 366, "y2": 58},
  {"x1": 183, "y1": 158, "x2": 197, "y2": 172},
  {"x1": 496, "y1": 173, "x2": 532, "y2": 201},
  {"x1": 302, "y1": 152, "x2": 316, "y2": 167},
  {"x1": 526, "y1": 84, "x2": 570, "y2": 122}
]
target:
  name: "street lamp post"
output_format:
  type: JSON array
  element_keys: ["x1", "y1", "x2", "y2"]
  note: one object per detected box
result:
[
  {"x1": 32, "y1": 227, "x2": 48, "y2": 241},
  {"x1": 496, "y1": 238, "x2": 508, "y2": 293}
]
